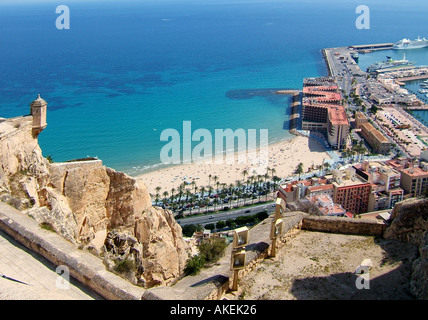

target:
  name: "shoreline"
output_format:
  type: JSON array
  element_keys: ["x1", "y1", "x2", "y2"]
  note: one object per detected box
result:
[{"x1": 136, "y1": 134, "x2": 331, "y2": 196}]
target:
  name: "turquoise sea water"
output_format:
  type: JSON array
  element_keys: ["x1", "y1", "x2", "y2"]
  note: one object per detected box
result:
[
  {"x1": 1, "y1": 0, "x2": 428, "y2": 175},
  {"x1": 411, "y1": 109, "x2": 428, "y2": 127}
]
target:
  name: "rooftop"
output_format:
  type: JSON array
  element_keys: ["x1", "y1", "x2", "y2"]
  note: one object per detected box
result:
[
  {"x1": 308, "y1": 194, "x2": 346, "y2": 216},
  {"x1": 355, "y1": 111, "x2": 368, "y2": 121},
  {"x1": 328, "y1": 107, "x2": 349, "y2": 125},
  {"x1": 401, "y1": 166, "x2": 428, "y2": 177},
  {"x1": 331, "y1": 173, "x2": 370, "y2": 188},
  {"x1": 371, "y1": 129, "x2": 390, "y2": 143},
  {"x1": 360, "y1": 122, "x2": 389, "y2": 143},
  {"x1": 303, "y1": 87, "x2": 342, "y2": 100},
  {"x1": 308, "y1": 184, "x2": 334, "y2": 192},
  {"x1": 302, "y1": 100, "x2": 343, "y2": 109}
]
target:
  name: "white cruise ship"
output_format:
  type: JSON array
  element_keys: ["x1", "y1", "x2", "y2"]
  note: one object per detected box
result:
[{"x1": 393, "y1": 36, "x2": 428, "y2": 50}]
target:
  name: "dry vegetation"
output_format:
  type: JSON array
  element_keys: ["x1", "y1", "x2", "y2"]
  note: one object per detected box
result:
[{"x1": 225, "y1": 230, "x2": 418, "y2": 300}]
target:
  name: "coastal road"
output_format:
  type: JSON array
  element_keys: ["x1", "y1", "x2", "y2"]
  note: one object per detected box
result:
[{"x1": 176, "y1": 201, "x2": 275, "y2": 227}]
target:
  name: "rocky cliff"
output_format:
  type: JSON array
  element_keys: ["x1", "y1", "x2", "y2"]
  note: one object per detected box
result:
[
  {"x1": 0, "y1": 116, "x2": 188, "y2": 288},
  {"x1": 384, "y1": 197, "x2": 428, "y2": 246},
  {"x1": 384, "y1": 197, "x2": 428, "y2": 300},
  {"x1": 410, "y1": 231, "x2": 428, "y2": 300}
]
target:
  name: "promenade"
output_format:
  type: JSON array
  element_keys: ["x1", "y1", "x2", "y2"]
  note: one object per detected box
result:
[
  {"x1": 0, "y1": 201, "x2": 146, "y2": 300},
  {"x1": 0, "y1": 229, "x2": 101, "y2": 300}
]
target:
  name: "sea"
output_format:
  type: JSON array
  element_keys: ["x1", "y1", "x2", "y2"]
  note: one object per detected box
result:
[{"x1": 1, "y1": 0, "x2": 428, "y2": 176}]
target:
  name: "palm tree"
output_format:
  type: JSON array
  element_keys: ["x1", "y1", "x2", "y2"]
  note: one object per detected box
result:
[
  {"x1": 199, "y1": 185, "x2": 206, "y2": 198},
  {"x1": 350, "y1": 149, "x2": 356, "y2": 162},
  {"x1": 199, "y1": 186, "x2": 206, "y2": 214},
  {"x1": 296, "y1": 162, "x2": 304, "y2": 180},
  {"x1": 241, "y1": 169, "x2": 248, "y2": 189},
  {"x1": 228, "y1": 183, "x2": 234, "y2": 207},
  {"x1": 191, "y1": 180, "x2": 198, "y2": 195},
  {"x1": 215, "y1": 180, "x2": 221, "y2": 196},
  {"x1": 256, "y1": 175, "x2": 263, "y2": 202},
  {"x1": 170, "y1": 187, "x2": 176, "y2": 211},
  {"x1": 162, "y1": 191, "x2": 169, "y2": 206},
  {"x1": 272, "y1": 176, "x2": 281, "y2": 194},
  {"x1": 187, "y1": 193, "x2": 194, "y2": 215},
  {"x1": 177, "y1": 184, "x2": 184, "y2": 207},
  {"x1": 262, "y1": 173, "x2": 269, "y2": 201},
  {"x1": 185, "y1": 189, "x2": 191, "y2": 207},
  {"x1": 194, "y1": 193, "x2": 201, "y2": 214},
  {"x1": 324, "y1": 162, "x2": 331, "y2": 174},
  {"x1": 235, "y1": 180, "x2": 242, "y2": 206},
  {"x1": 207, "y1": 185, "x2": 213, "y2": 198},
  {"x1": 154, "y1": 186, "x2": 161, "y2": 206},
  {"x1": 204, "y1": 197, "x2": 210, "y2": 213},
  {"x1": 213, "y1": 175, "x2": 219, "y2": 186},
  {"x1": 213, "y1": 197, "x2": 219, "y2": 212},
  {"x1": 270, "y1": 167, "x2": 277, "y2": 187}
]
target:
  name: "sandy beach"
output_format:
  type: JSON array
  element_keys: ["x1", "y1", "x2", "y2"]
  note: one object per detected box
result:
[{"x1": 136, "y1": 135, "x2": 331, "y2": 196}]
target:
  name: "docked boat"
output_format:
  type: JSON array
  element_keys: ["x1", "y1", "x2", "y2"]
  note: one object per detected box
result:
[
  {"x1": 366, "y1": 54, "x2": 414, "y2": 73},
  {"x1": 393, "y1": 36, "x2": 428, "y2": 50}
]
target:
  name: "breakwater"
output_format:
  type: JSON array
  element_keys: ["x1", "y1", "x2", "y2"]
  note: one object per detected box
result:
[{"x1": 275, "y1": 90, "x2": 301, "y2": 134}]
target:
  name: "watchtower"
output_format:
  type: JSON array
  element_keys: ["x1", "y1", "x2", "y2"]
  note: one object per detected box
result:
[{"x1": 30, "y1": 94, "x2": 47, "y2": 136}]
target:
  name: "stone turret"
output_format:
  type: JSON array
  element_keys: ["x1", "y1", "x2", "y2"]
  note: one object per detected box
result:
[{"x1": 30, "y1": 94, "x2": 47, "y2": 136}]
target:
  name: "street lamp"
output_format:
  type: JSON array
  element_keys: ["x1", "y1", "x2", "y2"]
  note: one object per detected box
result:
[
  {"x1": 275, "y1": 197, "x2": 286, "y2": 217},
  {"x1": 270, "y1": 219, "x2": 284, "y2": 258},
  {"x1": 233, "y1": 226, "x2": 249, "y2": 248},
  {"x1": 230, "y1": 226, "x2": 249, "y2": 291},
  {"x1": 270, "y1": 197, "x2": 286, "y2": 257}
]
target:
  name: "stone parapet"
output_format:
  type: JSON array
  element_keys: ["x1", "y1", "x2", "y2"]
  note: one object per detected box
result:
[
  {"x1": 142, "y1": 212, "x2": 305, "y2": 300},
  {"x1": 0, "y1": 201, "x2": 145, "y2": 300},
  {"x1": 301, "y1": 215, "x2": 388, "y2": 236}
]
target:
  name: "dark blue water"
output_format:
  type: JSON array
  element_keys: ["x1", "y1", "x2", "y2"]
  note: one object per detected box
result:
[{"x1": 1, "y1": 0, "x2": 427, "y2": 175}]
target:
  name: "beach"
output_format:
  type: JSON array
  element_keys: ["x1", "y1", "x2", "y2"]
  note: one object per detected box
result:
[{"x1": 136, "y1": 135, "x2": 331, "y2": 196}]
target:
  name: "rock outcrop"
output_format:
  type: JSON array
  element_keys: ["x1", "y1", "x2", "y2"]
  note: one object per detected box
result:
[
  {"x1": 384, "y1": 197, "x2": 428, "y2": 246},
  {"x1": 0, "y1": 116, "x2": 188, "y2": 288},
  {"x1": 410, "y1": 231, "x2": 428, "y2": 300},
  {"x1": 0, "y1": 117, "x2": 50, "y2": 210},
  {"x1": 384, "y1": 197, "x2": 428, "y2": 300}
]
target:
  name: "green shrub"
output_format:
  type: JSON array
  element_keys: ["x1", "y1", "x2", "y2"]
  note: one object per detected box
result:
[
  {"x1": 255, "y1": 211, "x2": 269, "y2": 221},
  {"x1": 39, "y1": 222, "x2": 55, "y2": 232},
  {"x1": 226, "y1": 219, "x2": 236, "y2": 228},
  {"x1": 114, "y1": 259, "x2": 136, "y2": 274},
  {"x1": 198, "y1": 237, "x2": 227, "y2": 264},
  {"x1": 204, "y1": 223, "x2": 215, "y2": 230},
  {"x1": 182, "y1": 224, "x2": 202, "y2": 237},
  {"x1": 184, "y1": 255, "x2": 205, "y2": 276},
  {"x1": 215, "y1": 220, "x2": 226, "y2": 229}
]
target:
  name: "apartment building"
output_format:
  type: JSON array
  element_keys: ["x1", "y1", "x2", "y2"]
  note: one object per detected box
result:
[
  {"x1": 331, "y1": 168, "x2": 372, "y2": 214},
  {"x1": 400, "y1": 166, "x2": 428, "y2": 197},
  {"x1": 355, "y1": 112, "x2": 390, "y2": 154}
]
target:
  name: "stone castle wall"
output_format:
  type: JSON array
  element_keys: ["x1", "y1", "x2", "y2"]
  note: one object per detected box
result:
[{"x1": 301, "y1": 215, "x2": 388, "y2": 236}]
